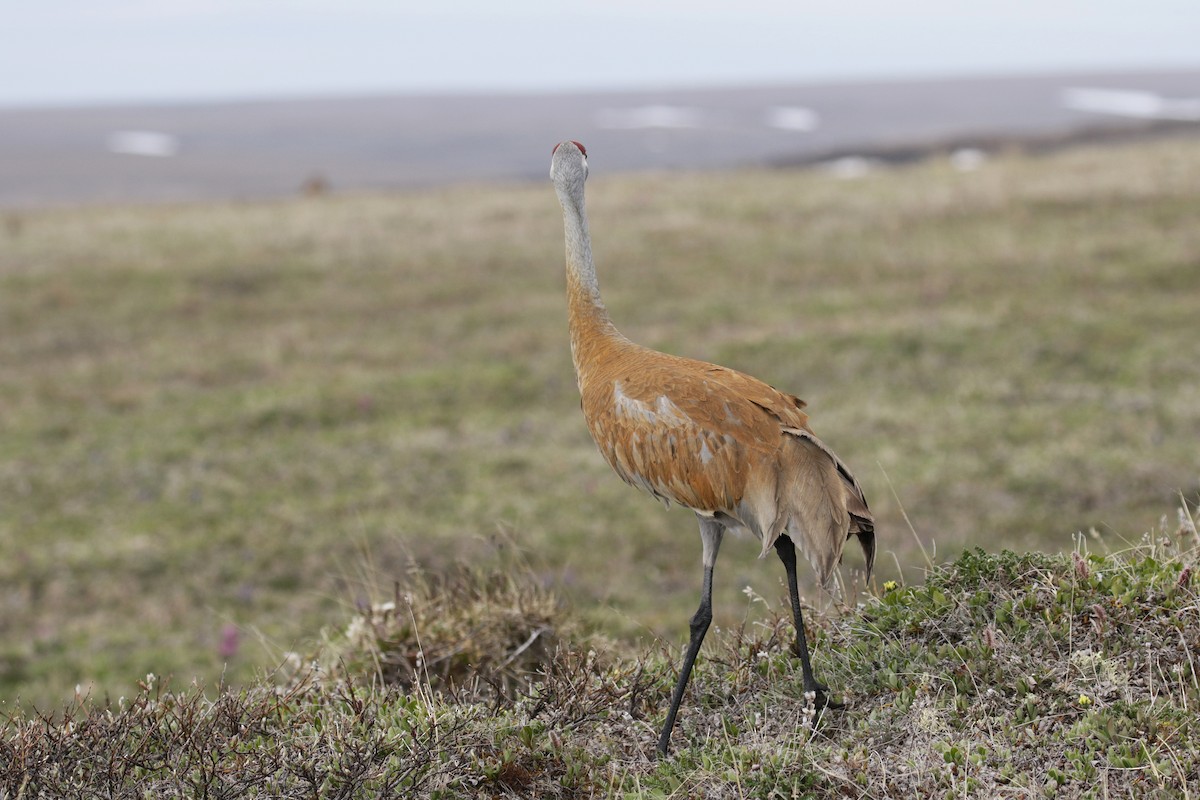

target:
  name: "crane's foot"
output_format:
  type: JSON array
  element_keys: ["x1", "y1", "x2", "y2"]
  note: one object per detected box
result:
[
  {"x1": 800, "y1": 678, "x2": 844, "y2": 732},
  {"x1": 654, "y1": 737, "x2": 670, "y2": 760},
  {"x1": 803, "y1": 679, "x2": 843, "y2": 710},
  {"x1": 789, "y1": 640, "x2": 843, "y2": 710}
]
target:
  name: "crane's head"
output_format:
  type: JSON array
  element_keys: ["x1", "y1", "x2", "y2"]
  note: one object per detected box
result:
[{"x1": 550, "y1": 140, "x2": 588, "y2": 194}]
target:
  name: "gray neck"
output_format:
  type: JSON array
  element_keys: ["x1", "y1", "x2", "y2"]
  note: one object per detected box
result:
[{"x1": 557, "y1": 186, "x2": 604, "y2": 309}]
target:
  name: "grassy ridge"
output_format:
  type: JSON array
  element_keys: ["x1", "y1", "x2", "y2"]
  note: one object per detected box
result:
[
  {"x1": 4, "y1": 521, "x2": 1198, "y2": 797},
  {"x1": 1, "y1": 137, "x2": 1199, "y2": 712}
]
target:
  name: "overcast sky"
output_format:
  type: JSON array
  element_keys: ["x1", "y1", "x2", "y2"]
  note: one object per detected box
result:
[{"x1": 4, "y1": 1, "x2": 1198, "y2": 107}]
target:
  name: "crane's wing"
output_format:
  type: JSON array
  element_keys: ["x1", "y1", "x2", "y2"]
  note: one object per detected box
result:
[{"x1": 581, "y1": 356, "x2": 787, "y2": 513}]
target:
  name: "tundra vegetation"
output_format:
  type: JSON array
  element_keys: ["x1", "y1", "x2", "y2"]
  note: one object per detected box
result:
[{"x1": 2, "y1": 136, "x2": 1199, "y2": 796}]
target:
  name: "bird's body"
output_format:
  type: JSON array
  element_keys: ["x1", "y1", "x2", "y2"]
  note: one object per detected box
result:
[
  {"x1": 551, "y1": 141, "x2": 874, "y2": 756},
  {"x1": 573, "y1": 326, "x2": 870, "y2": 576}
]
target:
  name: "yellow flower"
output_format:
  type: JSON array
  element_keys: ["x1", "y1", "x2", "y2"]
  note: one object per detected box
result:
[
  {"x1": 1078, "y1": 694, "x2": 1093, "y2": 707},
  {"x1": 883, "y1": 580, "x2": 898, "y2": 592}
]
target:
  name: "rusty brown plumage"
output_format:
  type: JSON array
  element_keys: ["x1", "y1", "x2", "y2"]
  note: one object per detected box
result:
[
  {"x1": 575, "y1": 334, "x2": 873, "y2": 581},
  {"x1": 550, "y1": 141, "x2": 875, "y2": 756}
]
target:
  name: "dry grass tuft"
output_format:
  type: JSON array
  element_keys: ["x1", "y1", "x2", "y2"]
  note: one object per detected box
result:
[{"x1": 314, "y1": 552, "x2": 584, "y2": 700}]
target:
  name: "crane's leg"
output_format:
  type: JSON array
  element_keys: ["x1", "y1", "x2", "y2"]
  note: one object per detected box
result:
[
  {"x1": 774, "y1": 534, "x2": 841, "y2": 710},
  {"x1": 656, "y1": 515, "x2": 724, "y2": 757}
]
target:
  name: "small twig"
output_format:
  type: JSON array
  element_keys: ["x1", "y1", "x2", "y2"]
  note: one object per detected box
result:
[
  {"x1": 627, "y1": 660, "x2": 647, "y2": 718},
  {"x1": 499, "y1": 627, "x2": 547, "y2": 670}
]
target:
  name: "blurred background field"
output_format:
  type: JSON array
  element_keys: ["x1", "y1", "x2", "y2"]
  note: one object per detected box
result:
[
  {"x1": 4, "y1": 0, "x2": 1200, "y2": 724},
  {"x1": 2, "y1": 134, "x2": 1198, "y2": 709}
]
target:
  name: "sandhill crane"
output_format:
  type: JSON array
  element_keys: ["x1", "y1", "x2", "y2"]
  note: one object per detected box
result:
[{"x1": 550, "y1": 141, "x2": 875, "y2": 756}]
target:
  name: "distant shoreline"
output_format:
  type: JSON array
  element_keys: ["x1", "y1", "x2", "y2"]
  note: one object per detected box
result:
[
  {"x1": 771, "y1": 118, "x2": 1200, "y2": 169},
  {"x1": 2, "y1": 68, "x2": 1198, "y2": 209}
]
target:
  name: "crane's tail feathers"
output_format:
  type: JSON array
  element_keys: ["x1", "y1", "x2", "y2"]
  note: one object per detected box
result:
[
  {"x1": 745, "y1": 430, "x2": 875, "y2": 588},
  {"x1": 850, "y1": 514, "x2": 876, "y2": 583},
  {"x1": 844, "y1": 483, "x2": 876, "y2": 583}
]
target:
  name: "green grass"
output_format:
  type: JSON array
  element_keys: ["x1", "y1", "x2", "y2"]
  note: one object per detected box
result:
[{"x1": 1, "y1": 136, "x2": 1199, "y2": 714}]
